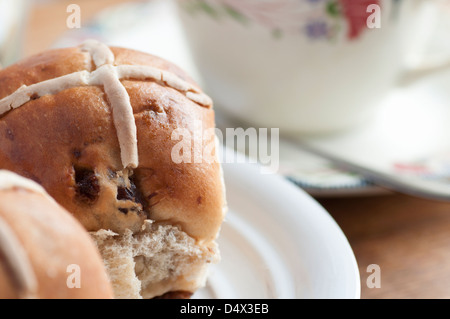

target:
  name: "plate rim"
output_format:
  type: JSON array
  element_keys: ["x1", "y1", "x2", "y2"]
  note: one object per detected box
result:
[{"x1": 220, "y1": 147, "x2": 361, "y2": 299}]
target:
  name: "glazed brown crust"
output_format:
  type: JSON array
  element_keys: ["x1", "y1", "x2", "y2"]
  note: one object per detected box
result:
[
  {"x1": 0, "y1": 47, "x2": 90, "y2": 97},
  {"x1": 0, "y1": 46, "x2": 224, "y2": 242},
  {"x1": 0, "y1": 187, "x2": 113, "y2": 299}
]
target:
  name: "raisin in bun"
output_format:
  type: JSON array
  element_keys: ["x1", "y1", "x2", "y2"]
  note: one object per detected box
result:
[
  {"x1": 0, "y1": 170, "x2": 113, "y2": 299},
  {"x1": 0, "y1": 40, "x2": 226, "y2": 299}
]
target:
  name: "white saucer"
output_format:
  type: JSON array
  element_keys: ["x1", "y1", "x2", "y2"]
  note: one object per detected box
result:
[{"x1": 296, "y1": 65, "x2": 450, "y2": 201}]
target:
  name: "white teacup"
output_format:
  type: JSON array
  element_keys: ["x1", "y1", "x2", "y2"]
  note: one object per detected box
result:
[
  {"x1": 0, "y1": 0, "x2": 27, "y2": 67},
  {"x1": 176, "y1": 0, "x2": 446, "y2": 134}
]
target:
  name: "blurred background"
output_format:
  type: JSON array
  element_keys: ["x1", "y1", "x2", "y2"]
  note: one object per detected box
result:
[{"x1": 3, "y1": 0, "x2": 450, "y2": 299}]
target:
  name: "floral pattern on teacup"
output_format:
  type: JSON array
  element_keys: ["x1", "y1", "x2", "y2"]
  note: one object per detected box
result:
[{"x1": 180, "y1": 0, "x2": 385, "y2": 41}]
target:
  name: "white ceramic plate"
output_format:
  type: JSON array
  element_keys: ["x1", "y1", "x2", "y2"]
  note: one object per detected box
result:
[{"x1": 192, "y1": 150, "x2": 360, "y2": 299}]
